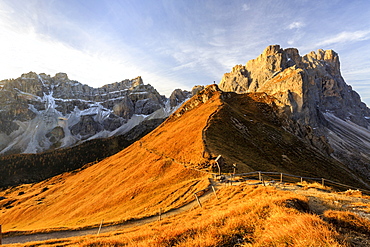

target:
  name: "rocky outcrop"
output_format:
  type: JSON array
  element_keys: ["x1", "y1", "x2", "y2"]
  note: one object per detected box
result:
[
  {"x1": 219, "y1": 45, "x2": 370, "y2": 181},
  {"x1": 0, "y1": 72, "x2": 192, "y2": 154},
  {"x1": 191, "y1": 85, "x2": 205, "y2": 95},
  {"x1": 220, "y1": 45, "x2": 370, "y2": 129},
  {"x1": 113, "y1": 96, "x2": 135, "y2": 119},
  {"x1": 169, "y1": 89, "x2": 191, "y2": 108},
  {"x1": 172, "y1": 84, "x2": 221, "y2": 120}
]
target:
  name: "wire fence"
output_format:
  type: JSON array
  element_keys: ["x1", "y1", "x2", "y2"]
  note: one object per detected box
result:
[{"x1": 215, "y1": 171, "x2": 370, "y2": 195}]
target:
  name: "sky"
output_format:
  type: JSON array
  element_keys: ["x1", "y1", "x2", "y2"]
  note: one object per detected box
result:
[{"x1": 1, "y1": 0, "x2": 370, "y2": 105}]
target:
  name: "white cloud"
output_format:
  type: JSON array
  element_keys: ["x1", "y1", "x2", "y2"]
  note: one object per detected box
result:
[
  {"x1": 0, "y1": 21, "x2": 133, "y2": 83},
  {"x1": 0, "y1": 1, "x2": 188, "y2": 96},
  {"x1": 287, "y1": 21, "x2": 305, "y2": 30},
  {"x1": 317, "y1": 30, "x2": 370, "y2": 46},
  {"x1": 242, "y1": 4, "x2": 250, "y2": 11},
  {"x1": 0, "y1": 23, "x2": 185, "y2": 96}
]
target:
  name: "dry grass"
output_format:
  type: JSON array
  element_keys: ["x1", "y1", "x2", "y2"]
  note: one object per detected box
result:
[
  {"x1": 142, "y1": 85, "x2": 223, "y2": 167},
  {"x1": 3, "y1": 86, "x2": 370, "y2": 246},
  {"x1": 9, "y1": 185, "x2": 350, "y2": 247},
  {"x1": 350, "y1": 202, "x2": 370, "y2": 213},
  {"x1": 0, "y1": 152, "x2": 209, "y2": 233},
  {"x1": 0, "y1": 87, "x2": 223, "y2": 233},
  {"x1": 297, "y1": 181, "x2": 332, "y2": 191},
  {"x1": 324, "y1": 210, "x2": 370, "y2": 235},
  {"x1": 323, "y1": 210, "x2": 370, "y2": 246},
  {"x1": 343, "y1": 189, "x2": 363, "y2": 197}
]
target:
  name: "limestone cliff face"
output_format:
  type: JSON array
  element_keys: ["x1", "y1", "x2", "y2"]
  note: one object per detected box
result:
[
  {"x1": 0, "y1": 72, "x2": 191, "y2": 154},
  {"x1": 220, "y1": 45, "x2": 370, "y2": 130},
  {"x1": 220, "y1": 45, "x2": 370, "y2": 180}
]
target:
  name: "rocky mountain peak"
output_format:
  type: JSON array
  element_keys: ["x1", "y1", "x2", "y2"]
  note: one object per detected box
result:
[
  {"x1": 261, "y1": 44, "x2": 282, "y2": 56},
  {"x1": 53, "y1": 72, "x2": 69, "y2": 81},
  {"x1": 171, "y1": 84, "x2": 220, "y2": 120},
  {"x1": 0, "y1": 72, "x2": 193, "y2": 154},
  {"x1": 219, "y1": 45, "x2": 370, "y2": 182},
  {"x1": 191, "y1": 85, "x2": 205, "y2": 95},
  {"x1": 220, "y1": 45, "x2": 369, "y2": 128},
  {"x1": 20, "y1": 71, "x2": 39, "y2": 79},
  {"x1": 303, "y1": 49, "x2": 340, "y2": 75}
]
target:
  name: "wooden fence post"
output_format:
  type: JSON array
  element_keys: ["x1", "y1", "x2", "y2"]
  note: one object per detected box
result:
[
  {"x1": 211, "y1": 185, "x2": 218, "y2": 200},
  {"x1": 262, "y1": 176, "x2": 266, "y2": 186},
  {"x1": 280, "y1": 173, "x2": 283, "y2": 183},
  {"x1": 322, "y1": 178, "x2": 325, "y2": 187},
  {"x1": 97, "y1": 219, "x2": 104, "y2": 235},
  {"x1": 194, "y1": 193, "x2": 202, "y2": 208},
  {"x1": 301, "y1": 177, "x2": 303, "y2": 183},
  {"x1": 258, "y1": 172, "x2": 262, "y2": 181}
]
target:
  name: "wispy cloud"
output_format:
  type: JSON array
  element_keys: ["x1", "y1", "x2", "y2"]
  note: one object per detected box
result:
[
  {"x1": 242, "y1": 4, "x2": 250, "y2": 11},
  {"x1": 287, "y1": 31, "x2": 305, "y2": 46},
  {"x1": 0, "y1": 1, "x2": 189, "y2": 96},
  {"x1": 287, "y1": 21, "x2": 305, "y2": 30},
  {"x1": 317, "y1": 30, "x2": 370, "y2": 46},
  {"x1": 1, "y1": 0, "x2": 370, "y2": 105}
]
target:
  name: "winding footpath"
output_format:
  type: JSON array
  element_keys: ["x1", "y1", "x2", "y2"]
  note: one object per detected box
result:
[
  {"x1": 4, "y1": 177, "x2": 370, "y2": 245},
  {"x1": 2, "y1": 186, "x2": 215, "y2": 245}
]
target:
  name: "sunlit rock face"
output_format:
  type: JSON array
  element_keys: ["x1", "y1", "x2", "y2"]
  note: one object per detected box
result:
[
  {"x1": 220, "y1": 45, "x2": 370, "y2": 129},
  {"x1": 0, "y1": 72, "x2": 192, "y2": 154},
  {"x1": 220, "y1": 45, "x2": 370, "y2": 181}
]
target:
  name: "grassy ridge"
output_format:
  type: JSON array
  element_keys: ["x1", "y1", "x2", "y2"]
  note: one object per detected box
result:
[
  {"x1": 204, "y1": 92, "x2": 368, "y2": 188},
  {"x1": 0, "y1": 90, "x2": 221, "y2": 232},
  {"x1": 1, "y1": 86, "x2": 370, "y2": 246},
  {"x1": 13, "y1": 185, "x2": 370, "y2": 247},
  {"x1": 0, "y1": 119, "x2": 164, "y2": 188}
]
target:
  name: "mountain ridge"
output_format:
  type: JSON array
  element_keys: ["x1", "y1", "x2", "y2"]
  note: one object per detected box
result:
[
  {"x1": 220, "y1": 45, "x2": 370, "y2": 129},
  {"x1": 1, "y1": 79, "x2": 369, "y2": 235},
  {"x1": 1, "y1": 44, "x2": 370, "y2": 246},
  {"x1": 219, "y1": 45, "x2": 370, "y2": 182},
  {"x1": 0, "y1": 72, "x2": 196, "y2": 155}
]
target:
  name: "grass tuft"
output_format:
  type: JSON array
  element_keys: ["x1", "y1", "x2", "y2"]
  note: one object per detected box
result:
[{"x1": 324, "y1": 210, "x2": 370, "y2": 235}]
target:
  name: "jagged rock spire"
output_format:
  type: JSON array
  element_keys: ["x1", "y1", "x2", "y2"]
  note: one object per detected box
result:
[{"x1": 219, "y1": 45, "x2": 370, "y2": 129}]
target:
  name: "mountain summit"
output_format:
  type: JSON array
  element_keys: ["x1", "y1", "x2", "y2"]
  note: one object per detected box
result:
[
  {"x1": 220, "y1": 45, "x2": 369, "y2": 128},
  {"x1": 219, "y1": 45, "x2": 370, "y2": 182},
  {"x1": 0, "y1": 72, "x2": 193, "y2": 154}
]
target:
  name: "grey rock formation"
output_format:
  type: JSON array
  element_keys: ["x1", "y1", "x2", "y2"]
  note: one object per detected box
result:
[
  {"x1": 220, "y1": 45, "x2": 370, "y2": 129},
  {"x1": 219, "y1": 45, "x2": 370, "y2": 181},
  {"x1": 191, "y1": 85, "x2": 205, "y2": 96},
  {"x1": 0, "y1": 72, "x2": 191, "y2": 154},
  {"x1": 169, "y1": 89, "x2": 192, "y2": 108}
]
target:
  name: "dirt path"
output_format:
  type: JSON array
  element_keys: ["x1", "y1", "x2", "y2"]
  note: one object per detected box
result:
[
  {"x1": 4, "y1": 179, "x2": 369, "y2": 245},
  {"x1": 2, "y1": 187, "x2": 215, "y2": 245}
]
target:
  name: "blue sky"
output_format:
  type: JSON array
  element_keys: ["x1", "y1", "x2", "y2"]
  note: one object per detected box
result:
[{"x1": 1, "y1": 0, "x2": 370, "y2": 105}]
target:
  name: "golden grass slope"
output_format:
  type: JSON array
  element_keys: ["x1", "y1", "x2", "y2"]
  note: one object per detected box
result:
[
  {"x1": 2, "y1": 83, "x2": 370, "y2": 246},
  {"x1": 0, "y1": 85, "x2": 223, "y2": 233},
  {"x1": 9, "y1": 185, "x2": 364, "y2": 247}
]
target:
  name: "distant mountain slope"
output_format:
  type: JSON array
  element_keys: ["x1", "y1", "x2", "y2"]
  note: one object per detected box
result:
[
  {"x1": 0, "y1": 86, "x2": 221, "y2": 232},
  {"x1": 1, "y1": 81, "x2": 370, "y2": 233},
  {"x1": 0, "y1": 72, "x2": 193, "y2": 155},
  {"x1": 1, "y1": 83, "x2": 369, "y2": 234},
  {"x1": 219, "y1": 45, "x2": 370, "y2": 183},
  {"x1": 0, "y1": 118, "x2": 164, "y2": 187}
]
